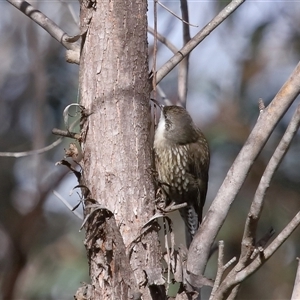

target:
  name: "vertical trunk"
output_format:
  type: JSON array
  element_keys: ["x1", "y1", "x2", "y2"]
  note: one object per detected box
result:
[{"x1": 78, "y1": 0, "x2": 164, "y2": 299}]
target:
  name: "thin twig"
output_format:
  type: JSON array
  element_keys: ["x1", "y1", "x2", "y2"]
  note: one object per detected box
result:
[
  {"x1": 152, "y1": 0, "x2": 158, "y2": 93},
  {"x1": 0, "y1": 102, "x2": 83, "y2": 158},
  {"x1": 148, "y1": 26, "x2": 178, "y2": 54},
  {"x1": 7, "y1": 0, "x2": 80, "y2": 54},
  {"x1": 156, "y1": 85, "x2": 173, "y2": 106},
  {"x1": 178, "y1": 0, "x2": 191, "y2": 107},
  {"x1": 52, "y1": 128, "x2": 81, "y2": 140},
  {"x1": 223, "y1": 257, "x2": 237, "y2": 270},
  {"x1": 157, "y1": 1, "x2": 198, "y2": 27},
  {"x1": 258, "y1": 98, "x2": 265, "y2": 112},
  {"x1": 0, "y1": 138, "x2": 62, "y2": 158},
  {"x1": 238, "y1": 210, "x2": 300, "y2": 281},
  {"x1": 59, "y1": 0, "x2": 79, "y2": 25},
  {"x1": 53, "y1": 190, "x2": 83, "y2": 220},
  {"x1": 163, "y1": 202, "x2": 188, "y2": 213},
  {"x1": 210, "y1": 241, "x2": 237, "y2": 300},
  {"x1": 155, "y1": 0, "x2": 245, "y2": 85},
  {"x1": 141, "y1": 202, "x2": 187, "y2": 229},
  {"x1": 209, "y1": 241, "x2": 224, "y2": 300}
]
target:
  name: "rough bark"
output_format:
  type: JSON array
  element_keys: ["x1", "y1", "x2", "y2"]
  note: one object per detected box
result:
[{"x1": 78, "y1": 0, "x2": 164, "y2": 299}]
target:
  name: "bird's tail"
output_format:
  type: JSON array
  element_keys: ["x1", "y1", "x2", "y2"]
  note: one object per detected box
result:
[{"x1": 179, "y1": 205, "x2": 200, "y2": 248}]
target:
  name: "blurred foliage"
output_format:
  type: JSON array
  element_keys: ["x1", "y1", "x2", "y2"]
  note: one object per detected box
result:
[{"x1": 1, "y1": 0, "x2": 300, "y2": 299}]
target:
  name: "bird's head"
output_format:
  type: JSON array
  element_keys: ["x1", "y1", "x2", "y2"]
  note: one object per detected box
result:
[{"x1": 155, "y1": 106, "x2": 198, "y2": 145}]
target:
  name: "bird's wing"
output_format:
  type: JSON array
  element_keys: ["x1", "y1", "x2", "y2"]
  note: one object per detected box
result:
[{"x1": 187, "y1": 132, "x2": 210, "y2": 214}]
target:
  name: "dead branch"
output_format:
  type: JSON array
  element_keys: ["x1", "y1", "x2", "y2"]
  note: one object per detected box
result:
[
  {"x1": 209, "y1": 241, "x2": 224, "y2": 300},
  {"x1": 178, "y1": 0, "x2": 191, "y2": 107},
  {"x1": 52, "y1": 128, "x2": 81, "y2": 140},
  {"x1": 213, "y1": 210, "x2": 300, "y2": 299},
  {"x1": 53, "y1": 190, "x2": 83, "y2": 220},
  {"x1": 152, "y1": 0, "x2": 158, "y2": 94},
  {"x1": 187, "y1": 61, "x2": 300, "y2": 279},
  {"x1": 148, "y1": 26, "x2": 178, "y2": 54},
  {"x1": 157, "y1": 1, "x2": 197, "y2": 27},
  {"x1": 209, "y1": 241, "x2": 236, "y2": 300},
  {"x1": 7, "y1": 0, "x2": 80, "y2": 63},
  {"x1": 155, "y1": 0, "x2": 246, "y2": 84}
]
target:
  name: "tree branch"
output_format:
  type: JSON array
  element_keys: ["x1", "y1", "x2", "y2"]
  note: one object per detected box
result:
[
  {"x1": 187, "y1": 61, "x2": 300, "y2": 277},
  {"x1": 7, "y1": 0, "x2": 80, "y2": 62},
  {"x1": 152, "y1": 0, "x2": 158, "y2": 92},
  {"x1": 52, "y1": 128, "x2": 81, "y2": 140},
  {"x1": 237, "y1": 104, "x2": 300, "y2": 270},
  {"x1": 178, "y1": 0, "x2": 191, "y2": 107},
  {"x1": 155, "y1": 0, "x2": 245, "y2": 84},
  {"x1": 148, "y1": 26, "x2": 178, "y2": 54},
  {"x1": 218, "y1": 210, "x2": 300, "y2": 299},
  {"x1": 157, "y1": 1, "x2": 197, "y2": 27},
  {"x1": 209, "y1": 241, "x2": 224, "y2": 300},
  {"x1": 53, "y1": 190, "x2": 83, "y2": 220}
]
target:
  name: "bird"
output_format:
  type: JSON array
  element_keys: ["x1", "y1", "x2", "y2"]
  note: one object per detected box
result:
[{"x1": 154, "y1": 105, "x2": 210, "y2": 248}]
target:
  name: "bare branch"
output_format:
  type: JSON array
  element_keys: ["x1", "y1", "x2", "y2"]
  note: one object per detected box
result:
[
  {"x1": 238, "y1": 210, "x2": 300, "y2": 282},
  {"x1": 148, "y1": 26, "x2": 178, "y2": 54},
  {"x1": 52, "y1": 128, "x2": 81, "y2": 140},
  {"x1": 209, "y1": 241, "x2": 224, "y2": 300},
  {"x1": 250, "y1": 227, "x2": 275, "y2": 259},
  {"x1": 291, "y1": 258, "x2": 300, "y2": 300},
  {"x1": 226, "y1": 286, "x2": 239, "y2": 300},
  {"x1": 258, "y1": 98, "x2": 265, "y2": 112},
  {"x1": 156, "y1": 85, "x2": 173, "y2": 106},
  {"x1": 157, "y1": 1, "x2": 198, "y2": 27},
  {"x1": 53, "y1": 190, "x2": 83, "y2": 220},
  {"x1": 152, "y1": 0, "x2": 158, "y2": 93},
  {"x1": 213, "y1": 210, "x2": 300, "y2": 299},
  {"x1": 236, "y1": 104, "x2": 300, "y2": 270},
  {"x1": 178, "y1": 0, "x2": 191, "y2": 107},
  {"x1": 59, "y1": 0, "x2": 79, "y2": 25},
  {"x1": 187, "y1": 61, "x2": 300, "y2": 277},
  {"x1": 7, "y1": 0, "x2": 80, "y2": 60},
  {"x1": 155, "y1": 0, "x2": 245, "y2": 84},
  {"x1": 209, "y1": 241, "x2": 236, "y2": 300},
  {"x1": 0, "y1": 138, "x2": 62, "y2": 158}
]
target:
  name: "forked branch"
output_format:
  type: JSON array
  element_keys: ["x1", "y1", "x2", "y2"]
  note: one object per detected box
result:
[
  {"x1": 212, "y1": 211, "x2": 300, "y2": 299},
  {"x1": 238, "y1": 104, "x2": 300, "y2": 270},
  {"x1": 155, "y1": 0, "x2": 246, "y2": 84},
  {"x1": 211, "y1": 104, "x2": 300, "y2": 299},
  {"x1": 187, "y1": 61, "x2": 300, "y2": 278}
]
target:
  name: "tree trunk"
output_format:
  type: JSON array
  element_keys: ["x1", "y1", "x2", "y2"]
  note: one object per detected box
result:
[{"x1": 78, "y1": 0, "x2": 164, "y2": 299}]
